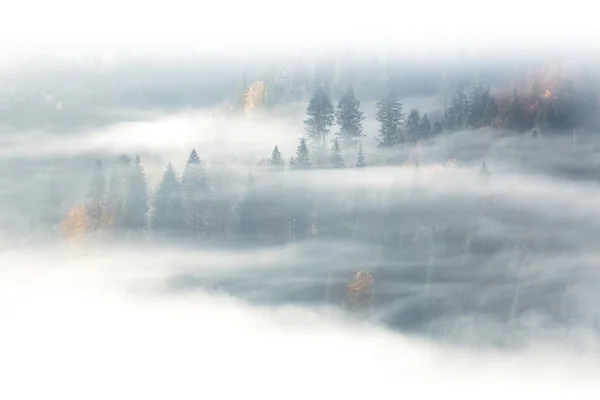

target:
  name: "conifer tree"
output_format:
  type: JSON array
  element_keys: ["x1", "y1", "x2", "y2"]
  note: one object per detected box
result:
[
  {"x1": 419, "y1": 114, "x2": 431, "y2": 140},
  {"x1": 123, "y1": 156, "x2": 149, "y2": 235},
  {"x1": 106, "y1": 154, "x2": 132, "y2": 228},
  {"x1": 505, "y1": 88, "x2": 527, "y2": 132},
  {"x1": 304, "y1": 86, "x2": 335, "y2": 147},
  {"x1": 329, "y1": 138, "x2": 345, "y2": 168},
  {"x1": 269, "y1": 145, "x2": 284, "y2": 168},
  {"x1": 293, "y1": 137, "x2": 311, "y2": 169},
  {"x1": 85, "y1": 160, "x2": 106, "y2": 230},
  {"x1": 181, "y1": 149, "x2": 208, "y2": 238},
  {"x1": 375, "y1": 86, "x2": 404, "y2": 148},
  {"x1": 151, "y1": 162, "x2": 185, "y2": 234},
  {"x1": 356, "y1": 142, "x2": 367, "y2": 168},
  {"x1": 432, "y1": 121, "x2": 443, "y2": 135},
  {"x1": 405, "y1": 109, "x2": 421, "y2": 143},
  {"x1": 479, "y1": 161, "x2": 491, "y2": 178},
  {"x1": 238, "y1": 171, "x2": 261, "y2": 240},
  {"x1": 335, "y1": 84, "x2": 366, "y2": 148},
  {"x1": 445, "y1": 84, "x2": 470, "y2": 130}
]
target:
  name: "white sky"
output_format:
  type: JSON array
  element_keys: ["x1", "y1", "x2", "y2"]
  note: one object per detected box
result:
[{"x1": 0, "y1": 0, "x2": 597, "y2": 61}]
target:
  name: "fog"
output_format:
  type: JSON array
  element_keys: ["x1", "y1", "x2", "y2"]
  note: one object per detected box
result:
[{"x1": 1, "y1": 244, "x2": 600, "y2": 400}]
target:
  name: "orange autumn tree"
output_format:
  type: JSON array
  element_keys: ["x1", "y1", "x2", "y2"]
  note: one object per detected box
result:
[{"x1": 62, "y1": 204, "x2": 92, "y2": 241}]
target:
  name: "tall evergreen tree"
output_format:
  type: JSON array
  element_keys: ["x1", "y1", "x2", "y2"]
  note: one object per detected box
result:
[
  {"x1": 151, "y1": 162, "x2": 185, "y2": 234},
  {"x1": 85, "y1": 160, "x2": 106, "y2": 230},
  {"x1": 505, "y1": 88, "x2": 527, "y2": 132},
  {"x1": 405, "y1": 109, "x2": 421, "y2": 143},
  {"x1": 483, "y1": 94, "x2": 499, "y2": 126},
  {"x1": 335, "y1": 84, "x2": 366, "y2": 148},
  {"x1": 106, "y1": 154, "x2": 132, "y2": 228},
  {"x1": 293, "y1": 137, "x2": 311, "y2": 169},
  {"x1": 181, "y1": 149, "x2": 208, "y2": 238},
  {"x1": 375, "y1": 86, "x2": 404, "y2": 148},
  {"x1": 238, "y1": 171, "x2": 261, "y2": 241},
  {"x1": 123, "y1": 156, "x2": 149, "y2": 235},
  {"x1": 304, "y1": 86, "x2": 335, "y2": 147},
  {"x1": 419, "y1": 114, "x2": 431, "y2": 140},
  {"x1": 269, "y1": 145, "x2": 284, "y2": 168},
  {"x1": 329, "y1": 138, "x2": 345, "y2": 168},
  {"x1": 356, "y1": 142, "x2": 367, "y2": 168},
  {"x1": 445, "y1": 84, "x2": 470, "y2": 130}
]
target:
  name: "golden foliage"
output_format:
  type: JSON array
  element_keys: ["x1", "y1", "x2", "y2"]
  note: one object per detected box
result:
[
  {"x1": 62, "y1": 204, "x2": 91, "y2": 241},
  {"x1": 244, "y1": 81, "x2": 266, "y2": 116}
]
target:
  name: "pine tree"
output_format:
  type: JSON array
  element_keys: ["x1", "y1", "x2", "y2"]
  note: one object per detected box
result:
[
  {"x1": 151, "y1": 162, "x2": 185, "y2": 234},
  {"x1": 304, "y1": 86, "x2": 335, "y2": 147},
  {"x1": 106, "y1": 154, "x2": 132, "y2": 228},
  {"x1": 419, "y1": 114, "x2": 431, "y2": 140},
  {"x1": 505, "y1": 88, "x2": 526, "y2": 132},
  {"x1": 356, "y1": 142, "x2": 367, "y2": 168},
  {"x1": 123, "y1": 156, "x2": 148, "y2": 235},
  {"x1": 269, "y1": 145, "x2": 284, "y2": 168},
  {"x1": 85, "y1": 160, "x2": 106, "y2": 230},
  {"x1": 181, "y1": 149, "x2": 208, "y2": 238},
  {"x1": 405, "y1": 109, "x2": 421, "y2": 143},
  {"x1": 467, "y1": 83, "x2": 488, "y2": 128},
  {"x1": 375, "y1": 86, "x2": 404, "y2": 148},
  {"x1": 432, "y1": 121, "x2": 443, "y2": 135},
  {"x1": 445, "y1": 84, "x2": 470, "y2": 130},
  {"x1": 293, "y1": 137, "x2": 311, "y2": 169},
  {"x1": 329, "y1": 138, "x2": 345, "y2": 168},
  {"x1": 483, "y1": 95, "x2": 499, "y2": 126},
  {"x1": 335, "y1": 84, "x2": 366, "y2": 148}
]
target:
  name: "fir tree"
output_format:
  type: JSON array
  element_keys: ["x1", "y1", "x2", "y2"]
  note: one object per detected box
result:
[
  {"x1": 123, "y1": 156, "x2": 148, "y2": 235},
  {"x1": 85, "y1": 160, "x2": 106, "y2": 230},
  {"x1": 106, "y1": 154, "x2": 132, "y2": 228},
  {"x1": 293, "y1": 137, "x2": 311, "y2": 169},
  {"x1": 375, "y1": 86, "x2": 404, "y2": 148},
  {"x1": 445, "y1": 84, "x2": 470, "y2": 130},
  {"x1": 483, "y1": 95, "x2": 499, "y2": 126},
  {"x1": 335, "y1": 84, "x2": 366, "y2": 148},
  {"x1": 181, "y1": 149, "x2": 208, "y2": 238},
  {"x1": 329, "y1": 138, "x2": 345, "y2": 168},
  {"x1": 356, "y1": 142, "x2": 367, "y2": 168},
  {"x1": 419, "y1": 114, "x2": 431, "y2": 140},
  {"x1": 269, "y1": 145, "x2": 284, "y2": 168},
  {"x1": 432, "y1": 121, "x2": 443, "y2": 135},
  {"x1": 304, "y1": 86, "x2": 335, "y2": 147},
  {"x1": 151, "y1": 162, "x2": 185, "y2": 234},
  {"x1": 405, "y1": 109, "x2": 421, "y2": 143},
  {"x1": 505, "y1": 88, "x2": 527, "y2": 132}
]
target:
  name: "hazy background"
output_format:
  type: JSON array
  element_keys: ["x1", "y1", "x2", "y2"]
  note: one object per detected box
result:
[{"x1": 2, "y1": 1, "x2": 600, "y2": 399}]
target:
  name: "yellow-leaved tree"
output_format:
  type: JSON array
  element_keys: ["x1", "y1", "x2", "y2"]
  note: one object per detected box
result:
[
  {"x1": 62, "y1": 204, "x2": 91, "y2": 242},
  {"x1": 244, "y1": 81, "x2": 267, "y2": 116}
]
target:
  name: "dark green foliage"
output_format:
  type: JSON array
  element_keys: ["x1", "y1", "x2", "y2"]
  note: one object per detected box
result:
[
  {"x1": 151, "y1": 162, "x2": 185, "y2": 233},
  {"x1": 304, "y1": 86, "x2": 335, "y2": 147},
  {"x1": 335, "y1": 84, "x2": 366, "y2": 148},
  {"x1": 375, "y1": 86, "x2": 404, "y2": 148}
]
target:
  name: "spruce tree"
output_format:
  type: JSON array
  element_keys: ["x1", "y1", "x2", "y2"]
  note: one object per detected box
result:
[
  {"x1": 151, "y1": 162, "x2": 185, "y2": 234},
  {"x1": 419, "y1": 114, "x2": 431, "y2": 140},
  {"x1": 356, "y1": 142, "x2": 367, "y2": 168},
  {"x1": 106, "y1": 154, "x2": 132, "y2": 228},
  {"x1": 304, "y1": 86, "x2": 335, "y2": 147},
  {"x1": 445, "y1": 84, "x2": 470, "y2": 130},
  {"x1": 375, "y1": 86, "x2": 404, "y2": 148},
  {"x1": 335, "y1": 84, "x2": 365, "y2": 149},
  {"x1": 85, "y1": 160, "x2": 106, "y2": 230},
  {"x1": 505, "y1": 88, "x2": 526, "y2": 132},
  {"x1": 269, "y1": 145, "x2": 284, "y2": 168},
  {"x1": 329, "y1": 138, "x2": 345, "y2": 168},
  {"x1": 405, "y1": 109, "x2": 421, "y2": 143},
  {"x1": 123, "y1": 156, "x2": 148, "y2": 235},
  {"x1": 432, "y1": 121, "x2": 443, "y2": 135},
  {"x1": 293, "y1": 137, "x2": 311, "y2": 169},
  {"x1": 181, "y1": 149, "x2": 208, "y2": 238},
  {"x1": 483, "y1": 94, "x2": 499, "y2": 126}
]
